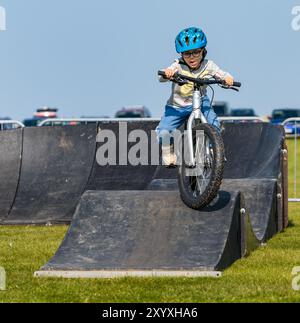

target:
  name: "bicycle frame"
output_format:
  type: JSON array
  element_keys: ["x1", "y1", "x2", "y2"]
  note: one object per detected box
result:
[{"x1": 186, "y1": 85, "x2": 208, "y2": 167}]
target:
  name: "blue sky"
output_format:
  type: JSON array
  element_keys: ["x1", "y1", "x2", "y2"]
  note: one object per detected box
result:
[{"x1": 0, "y1": 0, "x2": 300, "y2": 120}]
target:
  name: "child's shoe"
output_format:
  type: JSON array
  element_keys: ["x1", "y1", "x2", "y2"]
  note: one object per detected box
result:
[{"x1": 162, "y1": 146, "x2": 177, "y2": 168}]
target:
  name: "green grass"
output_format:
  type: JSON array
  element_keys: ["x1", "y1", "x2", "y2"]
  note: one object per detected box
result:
[
  {"x1": 286, "y1": 138, "x2": 300, "y2": 198},
  {"x1": 0, "y1": 140, "x2": 300, "y2": 302},
  {"x1": 0, "y1": 207, "x2": 300, "y2": 303}
]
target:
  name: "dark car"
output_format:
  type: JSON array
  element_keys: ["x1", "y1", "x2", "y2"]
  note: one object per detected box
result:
[
  {"x1": 23, "y1": 107, "x2": 58, "y2": 127},
  {"x1": 271, "y1": 108, "x2": 300, "y2": 135},
  {"x1": 115, "y1": 106, "x2": 152, "y2": 118},
  {"x1": 23, "y1": 117, "x2": 49, "y2": 127},
  {"x1": 231, "y1": 108, "x2": 257, "y2": 117},
  {"x1": 23, "y1": 118, "x2": 39, "y2": 127},
  {"x1": 271, "y1": 109, "x2": 300, "y2": 124},
  {"x1": 212, "y1": 102, "x2": 230, "y2": 117}
]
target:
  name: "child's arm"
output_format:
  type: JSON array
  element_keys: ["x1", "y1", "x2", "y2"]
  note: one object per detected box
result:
[
  {"x1": 159, "y1": 60, "x2": 180, "y2": 82},
  {"x1": 206, "y1": 61, "x2": 234, "y2": 86}
]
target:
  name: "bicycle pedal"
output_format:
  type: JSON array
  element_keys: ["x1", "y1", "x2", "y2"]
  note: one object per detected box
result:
[
  {"x1": 184, "y1": 164, "x2": 196, "y2": 169},
  {"x1": 165, "y1": 164, "x2": 177, "y2": 169}
]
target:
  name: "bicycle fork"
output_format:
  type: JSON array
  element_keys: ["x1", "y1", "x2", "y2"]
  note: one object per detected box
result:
[{"x1": 186, "y1": 87, "x2": 208, "y2": 167}]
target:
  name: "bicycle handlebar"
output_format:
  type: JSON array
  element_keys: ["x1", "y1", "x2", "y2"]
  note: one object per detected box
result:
[{"x1": 158, "y1": 71, "x2": 241, "y2": 88}]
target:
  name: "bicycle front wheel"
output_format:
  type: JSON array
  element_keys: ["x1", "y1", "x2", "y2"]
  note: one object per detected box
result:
[{"x1": 178, "y1": 124, "x2": 225, "y2": 210}]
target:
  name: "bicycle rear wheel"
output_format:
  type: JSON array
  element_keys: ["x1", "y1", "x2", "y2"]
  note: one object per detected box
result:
[{"x1": 178, "y1": 124, "x2": 225, "y2": 210}]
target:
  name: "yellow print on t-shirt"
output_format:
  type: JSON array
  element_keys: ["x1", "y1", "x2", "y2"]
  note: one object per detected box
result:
[{"x1": 179, "y1": 69, "x2": 210, "y2": 97}]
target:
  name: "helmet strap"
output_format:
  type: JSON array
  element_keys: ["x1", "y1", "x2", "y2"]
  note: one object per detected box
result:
[{"x1": 201, "y1": 48, "x2": 207, "y2": 64}]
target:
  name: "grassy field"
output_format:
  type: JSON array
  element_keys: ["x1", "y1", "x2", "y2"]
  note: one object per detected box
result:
[
  {"x1": 0, "y1": 139, "x2": 299, "y2": 303},
  {"x1": 0, "y1": 207, "x2": 300, "y2": 303},
  {"x1": 287, "y1": 138, "x2": 300, "y2": 198}
]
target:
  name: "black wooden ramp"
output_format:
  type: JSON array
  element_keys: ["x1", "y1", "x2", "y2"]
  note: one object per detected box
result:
[
  {"x1": 3, "y1": 125, "x2": 97, "y2": 225},
  {"x1": 86, "y1": 121, "x2": 159, "y2": 191},
  {"x1": 0, "y1": 129, "x2": 23, "y2": 222},
  {"x1": 221, "y1": 179, "x2": 278, "y2": 242},
  {"x1": 148, "y1": 179, "x2": 279, "y2": 243},
  {"x1": 222, "y1": 123, "x2": 284, "y2": 179},
  {"x1": 147, "y1": 122, "x2": 286, "y2": 242},
  {"x1": 35, "y1": 190, "x2": 258, "y2": 278}
]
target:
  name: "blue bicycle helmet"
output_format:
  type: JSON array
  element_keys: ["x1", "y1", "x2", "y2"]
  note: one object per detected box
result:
[{"x1": 175, "y1": 27, "x2": 207, "y2": 53}]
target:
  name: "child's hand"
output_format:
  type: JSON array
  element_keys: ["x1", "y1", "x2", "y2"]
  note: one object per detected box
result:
[
  {"x1": 164, "y1": 68, "x2": 177, "y2": 79},
  {"x1": 224, "y1": 75, "x2": 234, "y2": 87}
]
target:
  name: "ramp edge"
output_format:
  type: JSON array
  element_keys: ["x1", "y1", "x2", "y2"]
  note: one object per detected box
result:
[{"x1": 34, "y1": 270, "x2": 222, "y2": 279}]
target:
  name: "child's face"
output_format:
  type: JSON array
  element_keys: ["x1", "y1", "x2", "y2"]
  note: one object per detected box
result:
[{"x1": 182, "y1": 49, "x2": 203, "y2": 70}]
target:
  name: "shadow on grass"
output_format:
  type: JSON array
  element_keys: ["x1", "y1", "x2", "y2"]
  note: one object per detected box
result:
[{"x1": 287, "y1": 220, "x2": 296, "y2": 228}]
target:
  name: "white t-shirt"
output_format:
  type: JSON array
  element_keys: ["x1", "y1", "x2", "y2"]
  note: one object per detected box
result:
[{"x1": 159, "y1": 58, "x2": 232, "y2": 108}]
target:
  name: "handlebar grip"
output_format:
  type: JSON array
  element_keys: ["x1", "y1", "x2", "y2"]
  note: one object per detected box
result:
[
  {"x1": 158, "y1": 71, "x2": 166, "y2": 77},
  {"x1": 233, "y1": 82, "x2": 241, "y2": 88}
]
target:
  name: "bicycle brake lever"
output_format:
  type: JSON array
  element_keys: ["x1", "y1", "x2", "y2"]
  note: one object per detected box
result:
[
  {"x1": 177, "y1": 80, "x2": 189, "y2": 86},
  {"x1": 220, "y1": 85, "x2": 239, "y2": 92},
  {"x1": 168, "y1": 73, "x2": 188, "y2": 86},
  {"x1": 172, "y1": 76, "x2": 188, "y2": 86}
]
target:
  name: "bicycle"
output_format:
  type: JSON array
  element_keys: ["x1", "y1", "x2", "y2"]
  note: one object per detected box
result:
[{"x1": 158, "y1": 71, "x2": 241, "y2": 210}]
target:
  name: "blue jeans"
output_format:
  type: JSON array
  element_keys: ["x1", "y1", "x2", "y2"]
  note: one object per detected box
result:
[{"x1": 156, "y1": 96, "x2": 221, "y2": 146}]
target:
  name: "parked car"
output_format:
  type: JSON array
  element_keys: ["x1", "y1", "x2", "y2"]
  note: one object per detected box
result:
[
  {"x1": 212, "y1": 102, "x2": 230, "y2": 117},
  {"x1": 224, "y1": 108, "x2": 261, "y2": 123},
  {"x1": 23, "y1": 118, "x2": 42, "y2": 127},
  {"x1": 270, "y1": 108, "x2": 300, "y2": 124},
  {"x1": 23, "y1": 107, "x2": 58, "y2": 127},
  {"x1": 231, "y1": 108, "x2": 257, "y2": 117},
  {"x1": 115, "y1": 106, "x2": 152, "y2": 118},
  {"x1": 34, "y1": 107, "x2": 58, "y2": 119},
  {"x1": 270, "y1": 108, "x2": 300, "y2": 135},
  {"x1": 0, "y1": 117, "x2": 13, "y2": 131}
]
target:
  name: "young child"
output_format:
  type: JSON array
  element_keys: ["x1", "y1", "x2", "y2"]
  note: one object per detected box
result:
[{"x1": 157, "y1": 27, "x2": 235, "y2": 167}]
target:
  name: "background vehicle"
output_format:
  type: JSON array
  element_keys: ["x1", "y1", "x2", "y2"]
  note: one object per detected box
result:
[
  {"x1": 115, "y1": 106, "x2": 152, "y2": 118},
  {"x1": 0, "y1": 117, "x2": 13, "y2": 130},
  {"x1": 270, "y1": 108, "x2": 300, "y2": 135},
  {"x1": 23, "y1": 107, "x2": 58, "y2": 127},
  {"x1": 231, "y1": 108, "x2": 257, "y2": 117},
  {"x1": 222, "y1": 108, "x2": 261, "y2": 123},
  {"x1": 270, "y1": 108, "x2": 300, "y2": 124},
  {"x1": 38, "y1": 115, "x2": 110, "y2": 127},
  {"x1": 212, "y1": 102, "x2": 230, "y2": 117}
]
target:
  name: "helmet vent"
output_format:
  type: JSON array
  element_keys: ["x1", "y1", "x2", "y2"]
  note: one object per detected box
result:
[{"x1": 175, "y1": 27, "x2": 207, "y2": 53}]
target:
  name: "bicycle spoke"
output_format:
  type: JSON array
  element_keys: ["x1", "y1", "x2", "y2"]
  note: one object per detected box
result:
[
  {"x1": 182, "y1": 130, "x2": 217, "y2": 201},
  {"x1": 196, "y1": 176, "x2": 210, "y2": 194}
]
